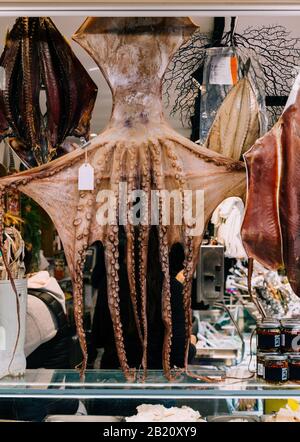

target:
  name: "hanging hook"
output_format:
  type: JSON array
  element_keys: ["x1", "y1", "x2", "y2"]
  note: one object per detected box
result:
[{"x1": 230, "y1": 16, "x2": 238, "y2": 47}]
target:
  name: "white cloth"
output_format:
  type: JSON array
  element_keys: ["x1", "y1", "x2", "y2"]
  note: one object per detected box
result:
[
  {"x1": 24, "y1": 271, "x2": 66, "y2": 357},
  {"x1": 211, "y1": 197, "x2": 247, "y2": 259}
]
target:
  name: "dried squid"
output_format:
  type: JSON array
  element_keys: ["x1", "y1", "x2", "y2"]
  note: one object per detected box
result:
[
  {"x1": 0, "y1": 17, "x2": 97, "y2": 167},
  {"x1": 242, "y1": 80, "x2": 300, "y2": 297}
]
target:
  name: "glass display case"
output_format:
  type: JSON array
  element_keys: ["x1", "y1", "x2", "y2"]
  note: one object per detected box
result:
[{"x1": 0, "y1": 368, "x2": 300, "y2": 421}]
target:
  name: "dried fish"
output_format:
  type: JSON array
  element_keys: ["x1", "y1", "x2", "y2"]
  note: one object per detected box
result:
[{"x1": 205, "y1": 75, "x2": 260, "y2": 161}]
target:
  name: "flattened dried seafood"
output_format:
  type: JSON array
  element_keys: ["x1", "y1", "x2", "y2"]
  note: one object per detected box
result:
[
  {"x1": 242, "y1": 85, "x2": 300, "y2": 297},
  {"x1": 205, "y1": 75, "x2": 260, "y2": 161},
  {"x1": 0, "y1": 17, "x2": 97, "y2": 167}
]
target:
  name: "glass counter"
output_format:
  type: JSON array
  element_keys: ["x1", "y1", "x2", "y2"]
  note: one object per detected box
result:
[
  {"x1": 0, "y1": 368, "x2": 299, "y2": 421},
  {"x1": 0, "y1": 368, "x2": 299, "y2": 400}
]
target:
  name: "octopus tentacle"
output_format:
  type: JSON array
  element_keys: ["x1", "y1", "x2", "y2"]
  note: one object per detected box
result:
[
  {"x1": 162, "y1": 139, "x2": 192, "y2": 370},
  {"x1": 73, "y1": 142, "x2": 115, "y2": 376},
  {"x1": 0, "y1": 186, "x2": 5, "y2": 245},
  {"x1": 137, "y1": 144, "x2": 151, "y2": 378},
  {"x1": 105, "y1": 142, "x2": 135, "y2": 381},
  {"x1": 149, "y1": 139, "x2": 174, "y2": 381},
  {"x1": 72, "y1": 189, "x2": 95, "y2": 376},
  {"x1": 182, "y1": 235, "x2": 195, "y2": 370},
  {"x1": 125, "y1": 144, "x2": 143, "y2": 346},
  {"x1": 166, "y1": 135, "x2": 245, "y2": 172}
]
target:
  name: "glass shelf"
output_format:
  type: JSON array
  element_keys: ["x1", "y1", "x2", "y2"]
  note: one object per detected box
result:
[{"x1": 0, "y1": 369, "x2": 300, "y2": 399}]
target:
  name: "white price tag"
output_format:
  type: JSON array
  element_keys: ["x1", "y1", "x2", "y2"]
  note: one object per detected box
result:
[
  {"x1": 78, "y1": 163, "x2": 94, "y2": 191},
  {"x1": 0, "y1": 67, "x2": 6, "y2": 90},
  {"x1": 209, "y1": 56, "x2": 233, "y2": 85},
  {"x1": 0, "y1": 326, "x2": 5, "y2": 351}
]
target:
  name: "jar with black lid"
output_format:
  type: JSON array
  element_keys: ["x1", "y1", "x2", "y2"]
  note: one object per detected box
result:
[
  {"x1": 263, "y1": 354, "x2": 288, "y2": 383},
  {"x1": 257, "y1": 352, "x2": 279, "y2": 378},
  {"x1": 281, "y1": 320, "x2": 300, "y2": 353},
  {"x1": 257, "y1": 320, "x2": 281, "y2": 352},
  {"x1": 288, "y1": 354, "x2": 300, "y2": 381}
]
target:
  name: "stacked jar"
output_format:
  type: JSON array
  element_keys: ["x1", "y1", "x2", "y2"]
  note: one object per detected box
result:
[
  {"x1": 256, "y1": 318, "x2": 300, "y2": 382},
  {"x1": 282, "y1": 319, "x2": 300, "y2": 382},
  {"x1": 288, "y1": 354, "x2": 300, "y2": 381},
  {"x1": 281, "y1": 319, "x2": 300, "y2": 353},
  {"x1": 256, "y1": 319, "x2": 282, "y2": 382}
]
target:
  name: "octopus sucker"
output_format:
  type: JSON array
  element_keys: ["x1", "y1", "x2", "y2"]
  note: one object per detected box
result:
[{"x1": 0, "y1": 18, "x2": 247, "y2": 380}]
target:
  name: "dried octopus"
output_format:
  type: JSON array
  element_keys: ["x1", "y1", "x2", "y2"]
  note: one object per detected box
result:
[
  {"x1": 0, "y1": 18, "x2": 246, "y2": 381},
  {"x1": 242, "y1": 82, "x2": 300, "y2": 299},
  {"x1": 0, "y1": 17, "x2": 97, "y2": 167}
]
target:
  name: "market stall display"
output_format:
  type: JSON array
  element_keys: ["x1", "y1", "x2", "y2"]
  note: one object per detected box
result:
[
  {"x1": 0, "y1": 17, "x2": 246, "y2": 381},
  {"x1": 0, "y1": 7, "x2": 300, "y2": 423}
]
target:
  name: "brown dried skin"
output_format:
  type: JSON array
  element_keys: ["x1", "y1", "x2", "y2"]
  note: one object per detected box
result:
[
  {"x1": 205, "y1": 76, "x2": 260, "y2": 161},
  {"x1": 0, "y1": 17, "x2": 97, "y2": 167},
  {"x1": 242, "y1": 124, "x2": 283, "y2": 269},
  {"x1": 279, "y1": 101, "x2": 300, "y2": 295},
  {"x1": 242, "y1": 92, "x2": 300, "y2": 297},
  {"x1": 0, "y1": 18, "x2": 246, "y2": 380}
]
